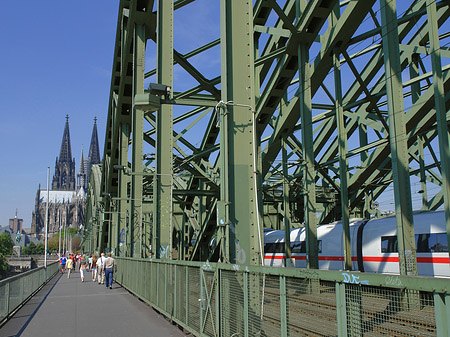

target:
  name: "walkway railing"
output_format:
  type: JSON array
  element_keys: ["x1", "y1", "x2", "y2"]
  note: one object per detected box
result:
[
  {"x1": 0, "y1": 260, "x2": 59, "y2": 324},
  {"x1": 115, "y1": 258, "x2": 449, "y2": 337}
]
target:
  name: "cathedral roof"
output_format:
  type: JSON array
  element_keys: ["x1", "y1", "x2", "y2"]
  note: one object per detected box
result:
[{"x1": 39, "y1": 190, "x2": 75, "y2": 204}]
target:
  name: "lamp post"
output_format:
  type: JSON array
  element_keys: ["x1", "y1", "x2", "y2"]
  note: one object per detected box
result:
[{"x1": 44, "y1": 167, "x2": 49, "y2": 280}]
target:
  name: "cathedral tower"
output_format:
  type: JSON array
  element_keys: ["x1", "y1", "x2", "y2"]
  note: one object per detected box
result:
[{"x1": 52, "y1": 115, "x2": 76, "y2": 191}]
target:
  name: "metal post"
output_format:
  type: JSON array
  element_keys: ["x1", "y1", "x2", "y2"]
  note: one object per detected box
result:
[
  {"x1": 154, "y1": 0, "x2": 174, "y2": 260},
  {"x1": 380, "y1": 0, "x2": 417, "y2": 276},
  {"x1": 282, "y1": 138, "x2": 292, "y2": 266},
  {"x1": 426, "y1": 0, "x2": 450, "y2": 263},
  {"x1": 131, "y1": 22, "x2": 145, "y2": 258},
  {"x1": 220, "y1": 0, "x2": 261, "y2": 266},
  {"x1": 334, "y1": 48, "x2": 351, "y2": 270},
  {"x1": 336, "y1": 282, "x2": 348, "y2": 337},
  {"x1": 280, "y1": 276, "x2": 288, "y2": 337},
  {"x1": 297, "y1": 0, "x2": 318, "y2": 269},
  {"x1": 44, "y1": 167, "x2": 49, "y2": 280},
  {"x1": 118, "y1": 123, "x2": 129, "y2": 256},
  {"x1": 433, "y1": 293, "x2": 450, "y2": 336}
]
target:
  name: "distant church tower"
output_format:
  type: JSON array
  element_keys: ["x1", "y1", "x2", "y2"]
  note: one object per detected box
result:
[
  {"x1": 52, "y1": 115, "x2": 76, "y2": 191},
  {"x1": 77, "y1": 118, "x2": 101, "y2": 193}
]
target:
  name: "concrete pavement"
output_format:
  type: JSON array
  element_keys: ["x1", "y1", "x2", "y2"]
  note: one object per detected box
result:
[{"x1": 1, "y1": 269, "x2": 188, "y2": 337}]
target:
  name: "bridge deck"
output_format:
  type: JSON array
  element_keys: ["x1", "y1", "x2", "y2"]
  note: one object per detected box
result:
[{"x1": 1, "y1": 270, "x2": 186, "y2": 337}]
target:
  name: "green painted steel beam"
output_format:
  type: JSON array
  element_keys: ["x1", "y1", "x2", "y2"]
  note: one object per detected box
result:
[
  {"x1": 219, "y1": 0, "x2": 262, "y2": 266},
  {"x1": 297, "y1": 0, "x2": 318, "y2": 269},
  {"x1": 381, "y1": 0, "x2": 417, "y2": 276},
  {"x1": 426, "y1": 0, "x2": 450, "y2": 263},
  {"x1": 154, "y1": 0, "x2": 174, "y2": 260},
  {"x1": 130, "y1": 23, "x2": 145, "y2": 258}
]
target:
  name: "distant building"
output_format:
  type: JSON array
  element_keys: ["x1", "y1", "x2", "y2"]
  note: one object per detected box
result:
[
  {"x1": 9, "y1": 210, "x2": 23, "y2": 233},
  {"x1": 31, "y1": 116, "x2": 101, "y2": 237}
]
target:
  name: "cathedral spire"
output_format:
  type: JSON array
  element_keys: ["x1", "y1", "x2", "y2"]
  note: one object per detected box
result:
[
  {"x1": 88, "y1": 117, "x2": 101, "y2": 165},
  {"x1": 59, "y1": 115, "x2": 73, "y2": 163},
  {"x1": 52, "y1": 115, "x2": 76, "y2": 191}
]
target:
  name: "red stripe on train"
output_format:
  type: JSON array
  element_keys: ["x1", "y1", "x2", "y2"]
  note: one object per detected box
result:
[{"x1": 264, "y1": 255, "x2": 450, "y2": 264}]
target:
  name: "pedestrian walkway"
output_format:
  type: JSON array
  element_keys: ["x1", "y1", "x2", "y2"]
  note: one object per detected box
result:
[{"x1": 1, "y1": 269, "x2": 187, "y2": 337}]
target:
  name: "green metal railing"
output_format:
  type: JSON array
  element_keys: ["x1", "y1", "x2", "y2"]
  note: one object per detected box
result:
[
  {"x1": 0, "y1": 260, "x2": 59, "y2": 324},
  {"x1": 115, "y1": 257, "x2": 449, "y2": 337}
]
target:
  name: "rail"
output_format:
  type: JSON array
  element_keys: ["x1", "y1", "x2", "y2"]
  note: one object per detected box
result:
[
  {"x1": 0, "y1": 260, "x2": 59, "y2": 324},
  {"x1": 115, "y1": 257, "x2": 449, "y2": 337}
]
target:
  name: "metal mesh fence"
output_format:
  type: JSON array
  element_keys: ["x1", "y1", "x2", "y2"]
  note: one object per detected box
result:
[
  {"x1": 259, "y1": 274, "x2": 281, "y2": 336},
  {"x1": 0, "y1": 284, "x2": 7, "y2": 321},
  {"x1": 175, "y1": 265, "x2": 187, "y2": 325},
  {"x1": 221, "y1": 270, "x2": 245, "y2": 337},
  {"x1": 345, "y1": 285, "x2": 436, "y2": 336},
  {"x1": 157, "y1": 263, "x2": 164, "y2": 310},
  {"x1": 150, "y1": 261, "x2": 157, "y2": 304},
  {"x1": 166, "y1": 264, "x2": 174, "y2": 316},
  {"x1": 0, "y1": 261, "x2": 58, "y2": 323},
  {"x1": 285, "y1": 277, "x2": 338, "y2": 336},
  {"x1": 114, "y1": 258, "x2": 447, "y2": 337},
  {"x1": 202, "y1": 270, "x2": 217, "y2": 337},
  {"x1": 188, "y1": 266, "x2": 201, "y2": 333}
]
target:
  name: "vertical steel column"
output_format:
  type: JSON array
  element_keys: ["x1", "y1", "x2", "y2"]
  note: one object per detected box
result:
[
  {"x1": 410, "y1": 53, "x2": 429, "y2": 210},
  {"x1": 296, "y1": 0, "x2": 318, "y2": 269},
  {"x1": 220, "y1": 0, "x2": 261, "y2": 266},
  {"x1": 282, "y1": 138, "x2": 292, "y2": 266},
  {"x1": 131, "y1": 23, "x2": 145, "y2": 257},
  {"x1": 359, "y1": 123, "x2": 372, "y2": 218},
  {"x1": 380, "y1": 0, "x2": 417, "y2": 276},
  {"x1": 118, "y1": 123, "x2": 130, "y2": 256},
  {"x1": 336, "y1": 282, "x2": 348, "y2": 337},
  {"x1": 426, "y1": 0, "x2": 450, "y2": 259},
  {"x1": 433, "y1": 293, "x2": 450, "y2": 336},
  {"x1": 334, "y1": 49, "x2": 351, "y2": 270},
  {"x1": 154, "y1": 0, "x2": 174, "y2": 260},
  {"x1": 280, "y1": 276, "x2": 288, "y2": 337}
]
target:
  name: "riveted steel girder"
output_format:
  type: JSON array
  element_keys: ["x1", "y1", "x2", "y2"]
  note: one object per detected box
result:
[{"x1": 82, "y1": 0, "x2": 450, "y2": 280}]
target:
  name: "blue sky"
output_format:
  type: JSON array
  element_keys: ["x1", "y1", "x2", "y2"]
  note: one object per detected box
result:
[{"x1": 0, "y1": 1, "x2": 119, "y2": 228}]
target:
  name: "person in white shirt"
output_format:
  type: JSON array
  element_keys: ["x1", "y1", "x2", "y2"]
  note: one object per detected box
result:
[
  {"x1": 103, "y1": 253, "x2": 116, "y2": 289},
  {"x1": 96, "y1": 252, "x2": 106, "y2": 284}
]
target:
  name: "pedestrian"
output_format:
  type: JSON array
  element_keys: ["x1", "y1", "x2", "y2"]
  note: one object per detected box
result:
[
  {"x1": 59, "y1": 255, "x2": 67, "y2": 274},
  {"x1": 91, "y1": 254, "x2": 98, "y2": 281},
  {"x1": 103, "y1": 253, "x2": 116, "y2": 289},
  {"x1": 79, "y1": 256, "x2": 87, "y2": 282},
  {"x1": 66, "y1": 255, "x2": 74, "y2": 278},
  {"x1": 88, "y1": 254, "x2": 93, "y2": 272},
  {"x1": 96, "y1": 252, "x2": 106, "y2": 284}
]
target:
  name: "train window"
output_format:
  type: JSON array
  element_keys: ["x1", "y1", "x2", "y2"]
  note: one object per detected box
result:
[
  {"x1": 290, "y1": 241, "x2": 322, "y2": 253},
  {"x1": 291, "y1": 242, "x2": 305, "y2": 253},
  {"x1": 416, "y1": 234, "x2": 431, "y2": 252},
  {"x1": 381, "y1": 236, "x2": 397, "y2": 253},
  {"x1": 430, "y1": 233, "x2": 448, "y2": 252},
  {"x1": 416, "y1": 233, "x2": 448, "y2": 252},
  {"x1": 382, "y1": 233, "x2": 448, "y2": 253},
  {"x1": 264, "y1": 243, "x2": 284, "y2": 254}
]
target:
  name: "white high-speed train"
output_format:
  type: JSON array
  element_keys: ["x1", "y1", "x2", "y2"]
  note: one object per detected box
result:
[{"x1": 264, "y1": 210, "x2": 449, "y2": 277}]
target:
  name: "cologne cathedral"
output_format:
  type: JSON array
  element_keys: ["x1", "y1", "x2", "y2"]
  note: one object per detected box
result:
[{"x1": 31, "y1": 116, "x2": 101, "y2": 237}]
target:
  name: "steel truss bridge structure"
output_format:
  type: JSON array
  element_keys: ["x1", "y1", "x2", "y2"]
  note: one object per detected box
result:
[{"x1": 80, "y1": 0, "x2": 450, "y2": 335}]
